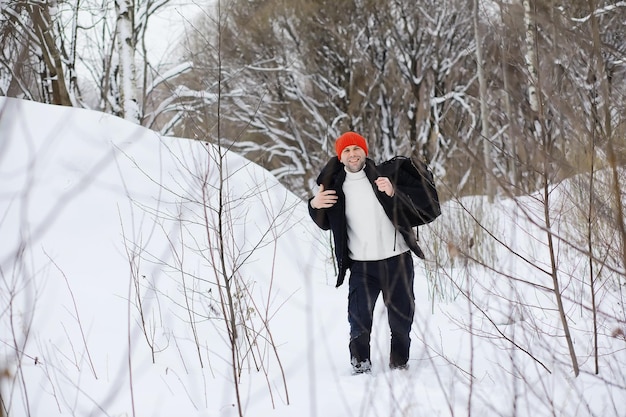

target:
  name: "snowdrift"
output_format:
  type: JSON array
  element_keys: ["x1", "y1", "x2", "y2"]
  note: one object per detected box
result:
[{"x1": 1, "y1": 97, "x2": 624, "y2": 417}]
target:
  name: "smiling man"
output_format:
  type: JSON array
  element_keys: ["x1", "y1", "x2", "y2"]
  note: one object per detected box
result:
[{"x1": 308, "y1": 131, "x2": 426, "y2": 374}]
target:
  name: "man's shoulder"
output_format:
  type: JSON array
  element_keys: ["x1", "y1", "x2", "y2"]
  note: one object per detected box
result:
[{"x1": 317, "y1": 157, "x2": 344, "y2": 187}]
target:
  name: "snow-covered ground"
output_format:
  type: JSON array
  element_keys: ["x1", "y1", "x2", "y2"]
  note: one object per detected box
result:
[{"x1": 1, "y1": 97, "x2": 624, "y2": 417}]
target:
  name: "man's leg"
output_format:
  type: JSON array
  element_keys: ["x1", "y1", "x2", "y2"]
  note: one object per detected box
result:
[
  {"x1": 383, "y1": 252, "x2": 415, "y2": 369},
  {"x1": 347, "y1": 261, "x2": 380, "y2": 371}
]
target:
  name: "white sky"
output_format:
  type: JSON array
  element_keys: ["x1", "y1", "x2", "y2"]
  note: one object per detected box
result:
[{"x1": 145, "y1": 0, "x2": 214, "y2": 64}]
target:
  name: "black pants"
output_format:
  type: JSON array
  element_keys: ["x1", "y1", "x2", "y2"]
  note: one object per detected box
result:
[{"x1": 347, "y1": 251, "x2": 415, "y2": 367}]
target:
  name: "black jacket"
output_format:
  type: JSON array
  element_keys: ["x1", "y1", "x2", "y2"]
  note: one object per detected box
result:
[{"x1": 308, "y1": 157, "x2": 425, "y2": 287}]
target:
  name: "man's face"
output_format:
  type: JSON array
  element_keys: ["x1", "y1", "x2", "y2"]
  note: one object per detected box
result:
[{"x1": 340, "y1": 145, "x2": 366, "y2": 173}]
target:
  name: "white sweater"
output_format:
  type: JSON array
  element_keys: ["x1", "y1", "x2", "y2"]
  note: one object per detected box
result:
[{"x1": 343, "y1": 168, "x2": 409, "y2": 261}]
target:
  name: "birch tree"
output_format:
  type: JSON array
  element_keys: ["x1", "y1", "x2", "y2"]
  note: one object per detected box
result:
[{"x1": 115, "y1": 0, "x2": 140, "y2": 123}]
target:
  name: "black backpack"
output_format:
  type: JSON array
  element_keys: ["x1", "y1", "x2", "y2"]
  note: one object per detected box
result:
[{"x1": 376, "y1": 156, "x2": 441, "y2": 226}]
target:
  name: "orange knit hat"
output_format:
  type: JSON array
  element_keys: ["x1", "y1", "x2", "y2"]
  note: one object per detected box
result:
[{"x1": 335, "y1": 132, "x2": 369, "y2": 158}]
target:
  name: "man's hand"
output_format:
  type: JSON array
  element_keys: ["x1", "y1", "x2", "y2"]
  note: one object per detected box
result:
[
  {"x1": 310, "y1": 184, "x2": 338, "y2": 209},
  {"x1": 375, "y1": 177, "x2": 395, "y2": 197}
]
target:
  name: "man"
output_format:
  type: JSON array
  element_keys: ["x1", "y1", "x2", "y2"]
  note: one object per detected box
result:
[{"x1": 308, "y1": 132, "x2": 425, "y2": 374}]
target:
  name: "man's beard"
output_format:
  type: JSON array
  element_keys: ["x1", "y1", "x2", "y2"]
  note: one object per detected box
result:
[{"x1": 345, "y1": 159, "x2": 365, "y2": 173}]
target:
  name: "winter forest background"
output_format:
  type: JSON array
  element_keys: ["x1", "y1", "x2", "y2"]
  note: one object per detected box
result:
[
  {"x1": 1, "y1": 0, "x2": 626, "y2": 416},
  {"x1": 3, "y1": 0, "x2": 625, "y2": 200}
]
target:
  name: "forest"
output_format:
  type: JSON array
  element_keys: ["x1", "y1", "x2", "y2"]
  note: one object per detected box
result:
[{"x1": 2, "y1": 0, "x2": 624, "y2": 200}]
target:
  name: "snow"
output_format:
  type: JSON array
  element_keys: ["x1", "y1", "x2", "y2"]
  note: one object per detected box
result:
[{"x1": 1, "y1": 97, "x2": 625, "y2": 417}]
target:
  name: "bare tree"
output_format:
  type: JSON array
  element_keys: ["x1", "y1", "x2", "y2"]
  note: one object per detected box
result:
[
  {"x1": 0, "y1": 1, "x2": 73, "y2": 104},
  {"x1": 0, "y1": 0, "x2": 179, "y2": 124},
  {"x1": 474, "y1": 0, "x2": 494, "y2": 201},
  {"x1": 523, "y1": 0, "x2": 580, "y2": 377},
  {"x1": 120, "y1": 3, "x2": 295, "y2": 415},
  {"x1": 161, "y1": 0, "x2": 480, "y2": 199}
]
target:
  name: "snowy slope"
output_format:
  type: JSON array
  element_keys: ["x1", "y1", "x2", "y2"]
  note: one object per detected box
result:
[{"x1": 1, "y1": 97, "x2": 624, "y2": 417}]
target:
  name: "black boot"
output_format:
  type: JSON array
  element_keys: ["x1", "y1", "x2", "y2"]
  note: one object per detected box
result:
[
  {"x1": 389, "y1": 335, "x2": 410, "y2": 370},
  {"x1": 349, "y1": 333, "x2": 371, "y2": 374},
  {"x1": 351, "y1": 358, "x2": 372, "y2": 374}
]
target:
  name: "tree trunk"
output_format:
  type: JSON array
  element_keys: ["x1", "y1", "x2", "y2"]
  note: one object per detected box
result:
[
  {"x1": 499, "y1": 2, "x2": 521, "y2": 191},
  {"x1": 6, "y1": 42, "x2": 31, "y2": 99},
  {"x1": 28, "y1": 3, "x2": 73, "y2": 106},
  {"x1": 115, "y1": 0, "x2": 140, "y2": 123},
  {"x1": 523, "y1": 0, "x2": 539, "y2": 115},
  {"x1": 474, "y1": 0, "x2": 493, "y2": 201},
  {"x1": 524, "y1": 0, "x2": 579, "y2": 376}
]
